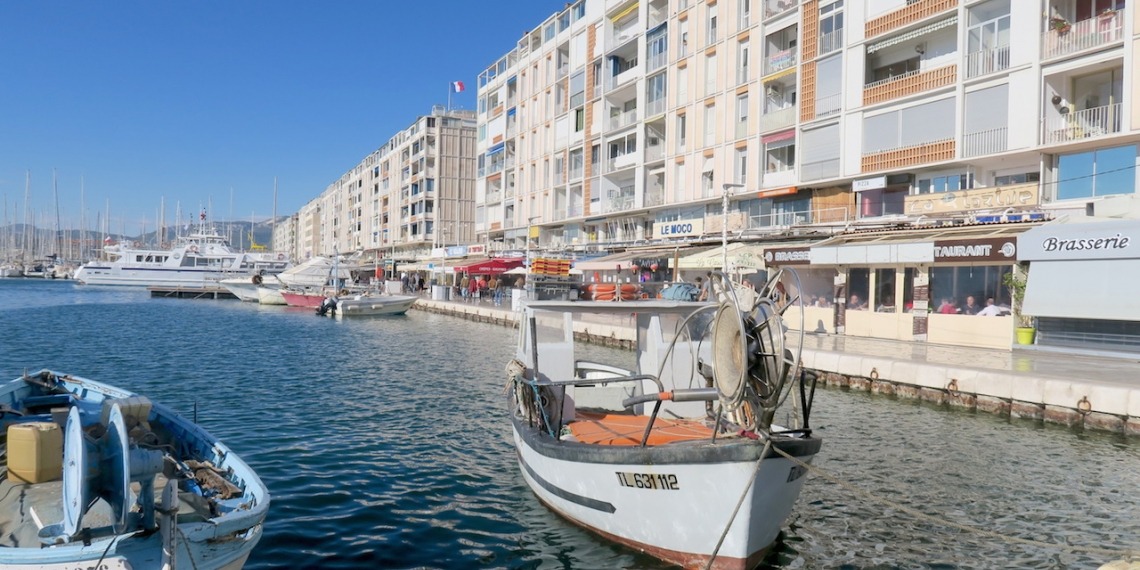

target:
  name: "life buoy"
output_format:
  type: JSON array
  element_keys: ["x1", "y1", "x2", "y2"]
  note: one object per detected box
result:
[
  {"x1": 277, "y1": 253, "x2": 285, "y2": 261},
  {"x1": 188, "y1": 245, "x2": 199, "y2": 254},
  {"x1": 252, "y1": 274, "x2": 263, "y2": 285}
]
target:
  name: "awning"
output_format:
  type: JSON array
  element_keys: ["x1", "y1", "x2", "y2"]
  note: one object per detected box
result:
[
  {"x1": 451, "y1": 257, "x2": 524, "y2": 275},
  {"x1": 867, "y1": 17, "x2": 957, "y2": 54},
  {"x1": 762, "y1": 129, "x2": 795, "y2": 145},
  {"x1": 678, "y1": 244, "x2": 768, "y2": 270},
  {"x1": 1023, "y1": 259, "x2": 1140, "y2": 321},
  {"x1": 486, "y1": 142, "x2": 506, "y2": 156},
  {"x1": 810, "y1": 222, "x2": 1039, "y2": 266},
  {"x1": 575, "y1": 248, "x2": 684, "y2": 272},
  {"x1": 763, "y1": 66, "x2": 796, "y2": 83}
]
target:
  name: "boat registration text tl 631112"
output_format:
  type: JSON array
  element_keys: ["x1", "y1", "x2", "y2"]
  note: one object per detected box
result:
[{"x1": 616, "y1": 472, "x2": 680, "y2": 490}]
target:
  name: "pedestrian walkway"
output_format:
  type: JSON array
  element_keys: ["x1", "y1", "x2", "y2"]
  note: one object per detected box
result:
[{"x1": 411, "y1": 297, "x2": 1140, "y2": 436}]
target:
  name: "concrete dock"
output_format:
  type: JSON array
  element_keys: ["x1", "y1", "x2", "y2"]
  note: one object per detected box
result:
[{"x1": 412, "y1": 296, "x2": 1140, "y2": 437}]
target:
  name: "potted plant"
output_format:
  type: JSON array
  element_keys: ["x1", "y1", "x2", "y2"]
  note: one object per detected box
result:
[
  {"x1": 1002, "y1": 263, "x2": 1034, "y2": 345},
  {"x1": 1049, "y1": 16, "x2": 1071, "y2": 33}
]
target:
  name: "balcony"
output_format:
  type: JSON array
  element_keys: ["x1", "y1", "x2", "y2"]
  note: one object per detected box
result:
[
  {"x1": 761, "y1": 106, "x2": 796, "y2": 132},
  {"x1": 866, "y1": 0, "x2": 957, "y2": 39},
  {"x1": 861, "y1": 139, "x2": 955, "y2": 172},
  {"x1": 819, "y1": 29, "x2": 843, "y2": 56},
  {"x1": 964, "y1": 45, "x2": 1010, "y2": 79},
  {"x1": 607, "y1": 153, "x2": 639, "y2": 172},
  {"x1": 645, "y1": 143, "x2": 665, "y2": 162},
  {"x1": 863, "y1": 64, "x2": 956, "y2": 106},
  {"x1": 1043, "y1": 12, "x2": 1123, "y2": 60},
  {"x1": 763, "y1": 0, "x2": 796, "y2": 20},
  {"x1": 962, "y1": 127, "x2": 1008, "y2": 157},
  {"x1": 647, "y1": 50, "x2": 668, "y2": 72},
  {"x1": 606, "y1": 64, "x2": 642, "y2": 91},
  {"x1": 646, "y1": 98, "x2": 666, "y2": 118},
  {"x1": 764, "y1": 49, "x2": 797, "y2": 75},
  {"x1": 1044, "y1": 103, "x2": 1122, "y2": 145},
  {"x1": 608, "y1": 108, "x2": 639, "y2": 130}
]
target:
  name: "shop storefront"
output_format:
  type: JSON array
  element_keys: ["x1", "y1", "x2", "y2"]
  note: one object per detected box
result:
[
  {"x1": 767, "y1": 222, "x2": 1037, "y2": 349},
  {"x1": 1020, "y1": 219, "x2": 1140, "y2": 353}
]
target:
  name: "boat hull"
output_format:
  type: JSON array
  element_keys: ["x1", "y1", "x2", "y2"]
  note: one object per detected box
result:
[
  {"x1": 511, "y1": 416, "x2": 819, "y2": 570},
  {"x1": 257, "y1": 286, "x2": 287, "y2": 305},
  {"x1": 279, "y1": 290, "x2": 325, "y2": 308},
  {"x1": 335, "y1": 295, "x2": 417, "y2": 316},
  {"x1": 220, "y1": 279, "x2": 261, "y2": 302}
]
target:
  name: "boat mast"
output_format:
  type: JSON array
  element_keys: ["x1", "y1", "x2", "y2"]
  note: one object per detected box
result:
[
  {"x1": 272, "y1": 176, "x2": 278, "y2": 256},
  {"x1": 52, "y1": 169, "x2": 61, "y2": 260},
  {"x1": 21, "y1": 171, "x2": 29, "y2": 262}
]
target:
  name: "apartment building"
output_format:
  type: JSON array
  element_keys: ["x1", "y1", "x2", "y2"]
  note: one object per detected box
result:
[
  {"x1": 475, "y1": 0, "x2": 1137, "y2": 244},
  {"x1": 293, "y1": 107, "x2": 478, "y2": 261}
]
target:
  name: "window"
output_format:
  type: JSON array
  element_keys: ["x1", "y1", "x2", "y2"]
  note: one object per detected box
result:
[
  {"x1": 739, "y1": 0, "x2": 751, "y2": 29},
  {"x1": 674, "y1": 161, "x2": 687, "y2": 202},
  {"x1": 737, "y1": 40, "x2": 750, "y2": 84},
  {"x1": 931, "y1": 265, "x2": 1013, "y2": 313},
  {"x1": 764, "y1": 139, "x2": 795, "y2": 172},
  {"x1": 734, "y1": 147, "x2": 748, "y2": 185},
  {"x1": 679, "y1": 19, "x2": 690, "y2": 58},
  {"x1": 819, "y1": 0, "x2": 844, "y2": 55},
  {"x1": 993, "y1": 171, "x2": 1039, "y2": 186},
  {"x1": 1056, "y1": 144, "x2": 1137, "y2": 200},
  {"x1": 857, "y1": 188, "x2": 907, "y2": 217},
  {"x1": 847, "y1": 268, "x2": 870, "y2": 310},
  {"x1": 916, "y1": 173, "x2": 974, "y2": 194},
  {"x1": 874, "y1": 268, "x2": 896, "y2": 312},
  {"x1": 677, "y1": 66, "x2": 689, "y2": 104},
  {"x1": 736, "y1": 93, "x2": 749, "y2": 127},
  {"x1": 704, "y1": 104, "x2": 716, "y2": 146},
  {"x1": 705, "y1": 52, "x2": 717, "y2": 94},
  {"x1": 966, "y1": 0, "x2": 1010, "y2": 77},
  {"x1": 707, "y1": 4, "x2": 718, "y2": 44},
  {"x1": 575, "y1": 108, "x2": 585, "y2": 132},
  {"x1": 677, "y1": 114, "x2": 687, "y2": 152},
  {"x1": 1074, "y1": 0, "x2": 1125, "y2": 21}
]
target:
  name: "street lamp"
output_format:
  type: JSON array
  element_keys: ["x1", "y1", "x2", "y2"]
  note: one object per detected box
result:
[
  {"x1": 721, "y1": 183, "x2": 745, "y2": 273},
  {"x1": 524, "y1": 216, "x2": 539, "y2": 298}
]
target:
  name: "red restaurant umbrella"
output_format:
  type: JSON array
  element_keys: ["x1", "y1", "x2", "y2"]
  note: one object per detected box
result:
[{"x1": 452, "y1": 258, "x2": 524, "y2": 275}]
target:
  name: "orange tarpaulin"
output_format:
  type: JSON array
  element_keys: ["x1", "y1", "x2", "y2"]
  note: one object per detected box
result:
[{"x1": 568, "y1": 412, "x2": 714, "y2": 446}]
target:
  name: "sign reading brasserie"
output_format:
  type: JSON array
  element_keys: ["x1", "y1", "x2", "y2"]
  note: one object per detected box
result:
[
  {"x1": 932, "y1": 237, "x2": 1018, "y2": 263},
  {"x1": 763, "y1": 246, "x2": 811, "y2": 265},
  {"x1": 1019, "y1": 221, "x2": 1136, "y2": 261}
]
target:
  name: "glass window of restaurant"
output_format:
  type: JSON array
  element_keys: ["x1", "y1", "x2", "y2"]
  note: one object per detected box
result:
[
  {"x1": 784, "y1": 267, "x2": 836, "y2": 308},
  {"x1": 847, "y1": 268, "x2": 870, "y2": 310},
  {"x1": 930, "y1": 265, "x2": 1012, "y2": 314}
]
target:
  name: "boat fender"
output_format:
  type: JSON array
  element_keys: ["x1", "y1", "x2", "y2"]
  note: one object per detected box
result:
[
  {"x1": 252, "y1": 274, "x2": 263, "y2": 285},
  {"x1": 277, "y1": 253, "x2": 285, "y2": 260},
  {"x1": 188, "y1": 245, "x2": 199, "y2": 254}
]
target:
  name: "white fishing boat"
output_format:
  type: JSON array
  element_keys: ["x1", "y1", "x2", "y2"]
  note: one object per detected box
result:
[
  {"x1": 507, "y1": 270, "x2": 821, "y2": 570},
  {"x1": 0, "y1": 369, "x2": 268, "y2": 569},
  {"x1": 256, "y1": 281, "x2": 288, "y2": 305},
  {"x1": 220, "y1": 273, "x2": 272, "y2": 302},
  {"x1": 73, "y1": 229, "x2": 290, "y2": 288},
  {"x1": 334, "y1": 292, "x2": 417, "y2": 316},
  {"x1": 275, "y1": 256, "x2": 353, "y2": 289}
]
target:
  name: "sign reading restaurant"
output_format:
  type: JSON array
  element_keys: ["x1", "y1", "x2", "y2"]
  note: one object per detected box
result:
[
  {"x1": 763, "y1": 246, "x2": 811, "y2": 265},
  {"x1": 932, "y1": 237, "x2": 1018, "y2": 263}
]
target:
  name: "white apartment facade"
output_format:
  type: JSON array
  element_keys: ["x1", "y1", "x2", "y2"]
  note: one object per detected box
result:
[
  {"x1": 474, "y1": 0, "x2": 1139, "y2": 252},
  {"x1": 293, "y1": 107, "x2": 478, "y2": 261}
]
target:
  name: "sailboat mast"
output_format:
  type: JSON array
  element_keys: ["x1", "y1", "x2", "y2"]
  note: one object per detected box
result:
[
  {"x1": 52, "y1": 169, "x2": 61, "y2": 259},
  {"x1": 272, "y1": 176, "x2": 278, "y2": 256},
  {"x1": 21, "y1": 171, "x2": 30, "y2": 260}
]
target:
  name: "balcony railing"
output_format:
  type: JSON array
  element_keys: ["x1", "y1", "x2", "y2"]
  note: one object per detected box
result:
[
  {"x1": 761, "y1": 106, "x2": 795, "y2": 132},
  {"x1": 606, "y1": 64, "x2": 642, "y2": 91},
  {"x1": 647, "y1": 50, "x2": 668, "y2": 72},
  {"x1": 801, "y1": 158, "x2": 840, "y2": 181},
  {"x1": 646, "y1": 98, "x2": 666, "y2": 118},
  {"x1": 609, "y1": 108, "x2": 639, "y2": 130},
  {"x1": 645, "y1": 189, "x2": 665, "y2": 207},
  {"x1": 819, "y1": 28, "x2": 844, "y2": 56},
  {"x1": 764, "y1": 49, "x2": 797, "y2": 75},
  {"x1": 569, "y1": 166, "x2": 584, "y2": 180},
  {"x1": 645, "y1": 144, "x2": 665, "y2": 162},
  {"x1": 763, "y1": 0, "x2": 796, "y2": 20},
  {"x1": 815, "y1": 93, "x2": 842, "y2": 118},
  {"x1": 861, "y1": 139, "x2": 955, "y2": 172},
  {"x1": 964, "y1": 45, "x2": 1010, "y2": 79},
  {"x1": 1043, "y1": 12, "x2": 1123, "y2": 60},
  {"x1": 962, "y1": 127, "x2": 1008, "y2": 157},
  {"x1": 1045, "y1": 103, "x2": 1122, "y2": 144},
  {"x1": 863, "y1": 64, "x2": 956, "y2": 106}
]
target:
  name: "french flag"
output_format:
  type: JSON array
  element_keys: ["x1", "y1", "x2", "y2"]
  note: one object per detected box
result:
[{"x1": 452, "y1": 80, "x2": 465, "y2": 93}]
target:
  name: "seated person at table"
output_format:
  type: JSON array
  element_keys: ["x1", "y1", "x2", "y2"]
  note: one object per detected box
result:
[
  {"x1": 848, "y1": 294, "x2": 866, "y2": 310},
  {"x1": 976, "y1": 297, "x2": 1005, "y2": 316},
  {"x1": 962, "y1": 295, "x2": 982, "y2": 315},
  {"x1": 937, "y1": 298, "x2": 958, "y2": 314}
]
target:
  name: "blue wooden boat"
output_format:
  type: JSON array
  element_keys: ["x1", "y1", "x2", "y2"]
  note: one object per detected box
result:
[{"x1": 0, "y1": 369, "x2": 269, "y2": 569}]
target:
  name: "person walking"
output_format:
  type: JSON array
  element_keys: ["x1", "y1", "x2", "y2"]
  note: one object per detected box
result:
[{"x1": 459, "y1": 273, "x2": 470, "y2": 302}]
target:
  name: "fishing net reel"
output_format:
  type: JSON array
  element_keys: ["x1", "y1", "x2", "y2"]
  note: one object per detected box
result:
[{"x1": 707, "y1": 270, "x2": 804, "y2": 433}]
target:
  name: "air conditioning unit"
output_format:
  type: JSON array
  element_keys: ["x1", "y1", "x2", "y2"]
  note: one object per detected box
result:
[{"x1": 767, "y1": 85, "x2": 781, "y2": 96}]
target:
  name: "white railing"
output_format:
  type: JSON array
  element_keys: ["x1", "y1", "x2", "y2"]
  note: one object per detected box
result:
[
  {"x1": 647, "y1": 50, "x2": 668, "y2": 72},
  {"x1": 646, "y1": 98, "x2": 666, "y2": 117},
  {"x1": 645, "y1": 144, "x2": 665, "y2": 161},
  {"x1": 1045, "y1": 103, "x2": 1122, "y2": 144},
  {"x1": 485, "y1": 191, "x2": 502, "y2": 204},
  {"x1": 747, "y1": 206, "x2": 850, "y2": 229},
  {"x1": 815, "y1": 93, "x2": 842, "y2": 118},
  {"x1": 761, "y1": 106, "x2": 795, "y2": 131},
  {"x1": 606, "y1": 64, "x2": 642, "y2": 91},
  {"x1": 965, "y1": 45, "x2": 1010, "y2": 79},
  {"x1": 865, "y1": 68, "x2": 921, "y2": 89},
  {"x1": 737, "y1": 66, "x2": 750, "y2": 84},
  {"x1": 608, "y1": 108, "x2": 639, "y2": 130},
  {"x1": 607, "y1": 153, "x2": 638, "y2": 172},
  {"x1": 645, "y1": 190, "x2": 665, "y2": 207},
  {"x1": 569, "y1": 166, "x2": 584, "y2": 180},
  {"x1": 1043, "y1": 12, "x2": 1123, "y2": 60},
  {"x1": 801, "y1": 158, "x2": 840, "y2": 181},
  {"x1": 818, "y1": 29, "x2": 844, "y2": 56},
  {"x1": 962, "y1": 127, "x2": 1008, "y2": 157}
]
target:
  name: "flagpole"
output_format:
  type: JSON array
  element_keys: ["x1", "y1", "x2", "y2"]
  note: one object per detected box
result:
[{"x1": 447, "y1": 82, "x2": 451, "y2": 111}]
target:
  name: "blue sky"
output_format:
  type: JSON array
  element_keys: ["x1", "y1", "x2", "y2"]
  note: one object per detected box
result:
[{"x1": 0, "y1": 1, "x2": 562, "y2": 234}]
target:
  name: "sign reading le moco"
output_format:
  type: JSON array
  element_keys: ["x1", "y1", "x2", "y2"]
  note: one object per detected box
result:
[
  {"x1": 932, "y1": 237, "x2": 1018, "y2": 263},
  {"x1": 653, "y1": 219, "x2": 705, "y2": 238}
]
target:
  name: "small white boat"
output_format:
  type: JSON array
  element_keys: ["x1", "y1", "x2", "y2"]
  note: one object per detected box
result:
[
  {"x1": 335, "y1": 293, "x2": 417, "y2": 316},
  {"x1": 507, "y1": 270, "x2": 820, "y2": 569},
  {"x1": 0, "y1": 369, "x2": 269, "y2": 569},
  {"x1": 219, "y1": 274, "x2": 267, "y2": 302},
  {"x1": 257, "y1": 283, "x2": 288, "y2": 305}
]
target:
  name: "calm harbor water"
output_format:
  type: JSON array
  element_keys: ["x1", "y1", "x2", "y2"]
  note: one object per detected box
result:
[{"x1": 1, "y1": 278, "x2": 1138, "y2": 569}]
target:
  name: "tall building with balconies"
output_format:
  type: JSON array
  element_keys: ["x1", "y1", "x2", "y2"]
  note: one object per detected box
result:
[
  {"x1": 295, "y1": 107, "x2": 477, "y2": 260},
  {"x1": 475, "y1": 0, "x2": 1138, "y2": 256}
]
